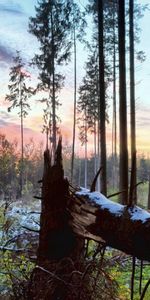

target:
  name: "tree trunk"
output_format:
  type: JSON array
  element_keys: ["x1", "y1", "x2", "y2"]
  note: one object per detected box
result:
[
  {"x1": 20, "y1": 78, "x2": 23, "y2": 197},
  {"x1": 148, "y1": 173, "x2": 150, "y2": 210},
  {"x1": 69, "y1": 189, "x2": 150, "y2": 262},
  {"x1": 129, "y1": 0, "x2": 137, "y2": 203},
  {"x1": 84, "y1": 132, "x2": 87, "y2": 189},
  {"x1": 28, "y1": 140, "x2": 85, "y2": 299},
  {"x1": 51, "y1": 10, "x2": 56, "y2": 155},
  {"x1": 94, "y1": 119, "x2": 97, "y2": 176},
  {"x1": 98, "y1": 0, "x2": 107, "y2": 196},
  {"x1": 97, "y1": 120, "x2": 100, "y2": 192},
  {"x1": 118, "y1": 0, "x2": 128, "y2": 204},
  {"x1": 112, "y1": 5, "x2": 117, "y2": 189},
  {"x1": 71, "y1": 26, "x2": 77, "y2": 183}
]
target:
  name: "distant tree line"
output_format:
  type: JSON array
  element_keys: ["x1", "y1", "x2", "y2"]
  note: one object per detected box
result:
[
  {"x1": 0, "y1": 133, "x2": 43, "y2": 200},
  {"x1": 0, "y1": 133, "x2": 149, "y2": 203}
]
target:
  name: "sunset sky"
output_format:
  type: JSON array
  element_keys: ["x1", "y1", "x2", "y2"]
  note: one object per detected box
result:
[{"x1": 0, "y1": 0, "x2": 150, "y2": 157}]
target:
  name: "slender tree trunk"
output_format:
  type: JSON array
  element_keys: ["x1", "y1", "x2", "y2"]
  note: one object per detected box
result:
[
  {"x1": 78, "y1": 157, "x2": 81, "y2": 186},
  {"x1": 112, "y1": 5, "x2": 117, "y2": 189},
  {"x1": 98, "y1": 0, "x2": 107, "y2": 196},
  {"x1": 84, "y1": 119, "x2": 88, "y2": 189},
  {"x1": 97, "y1": 120, "x2": 100, "y2": 192},
  {"x1": 96, "y1": 61, "x2": 100, "y2": 192},
  {"x1": 46, "y1": 127, "x2": 49, "y2": 150},
  {"x1": 148, "y1": 172, "x2": 150, "y2": 210},
  {"x1": 20, "y1": 78, "x2": 23, "y2": 197},
  {"x1": 129, "y1": 0, "x2": 137, "y2": 203},
  {"x1": 71, "y1": 26, "x2": 77, "y2": 183},
  {"x1": 20, "y1": 109, "x2": 23, "y2": 196},
  {"x1": 113, "y1": 63, "x2": 117, "y2": 160},
  {"x1": 118, "y1": 0, "x2": 128, "y2": 204},
  {"x1": 112, "y1": 42, "x2": 116, "y2": 159},
  {"x1": 84, "y1": 144, "x2": 87, "y2": 189},
  {"x1": 51, "y1": 11, "x2": 56, "y2": 155},
  {"x1": 94, "y1": 119, "x2": 97, "y2": 176}
]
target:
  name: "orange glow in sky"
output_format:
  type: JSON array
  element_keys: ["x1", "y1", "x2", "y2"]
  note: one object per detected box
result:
[{"x1": 0, "y1": 0, "x2": 150, "y2": 157}]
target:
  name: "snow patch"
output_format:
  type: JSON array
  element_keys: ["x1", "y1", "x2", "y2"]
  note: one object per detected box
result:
[
  {"x1": 77, "y1": 188, "x2": 124, "y2": 216},
  {"x1": 4, "y1": 206, "x2": 40, "y2": 238},
  {"x1": 129, "y1": 206, "x2": 150, "y2": 223},
  {"x1": 77, "y1": 188, "x2": 150, "y2": 223}
]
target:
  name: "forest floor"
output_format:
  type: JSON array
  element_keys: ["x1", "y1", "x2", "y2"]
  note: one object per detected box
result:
[{"x1": 0, "y1": 182, "x2": 150, "y2": 299}]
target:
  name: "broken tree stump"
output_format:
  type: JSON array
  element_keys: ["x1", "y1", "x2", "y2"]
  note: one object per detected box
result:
[{"x1": 28, "y1": 139, "x2": 85, "y2": 300}]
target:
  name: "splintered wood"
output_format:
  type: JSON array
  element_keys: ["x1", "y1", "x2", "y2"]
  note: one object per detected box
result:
[{"x1": 68, "y1": 187, "x2": 150, "y2": 262}]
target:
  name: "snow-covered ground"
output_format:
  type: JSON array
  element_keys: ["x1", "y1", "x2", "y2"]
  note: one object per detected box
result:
[{"x1": 0, "y1": 200, "x2": 41, "y2": 251}]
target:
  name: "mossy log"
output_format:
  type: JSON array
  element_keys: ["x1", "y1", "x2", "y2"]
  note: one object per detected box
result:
[{"x1": 68, "y1": 188, "x2": 150, "y2": 262}]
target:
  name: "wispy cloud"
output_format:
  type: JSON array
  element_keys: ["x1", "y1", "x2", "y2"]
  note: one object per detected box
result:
[
  {"x1": 137, "y1": 107, "x2": 150, "y2": 129},
  {"x1": 0, "y1": 2, "x2": 24, "y2": 16},
  {"x1": 0, "y1": 44, "x2": 14, "y2": 65},
  {"x1": 0, "y1": 119, "x2": 7, "y2": 127},
  {"x1": 0, "y1": 119, "x2": 44, "y2": 145},
  {"x1": 0, "y1": 110, "x2": 17, "y2": 123}
]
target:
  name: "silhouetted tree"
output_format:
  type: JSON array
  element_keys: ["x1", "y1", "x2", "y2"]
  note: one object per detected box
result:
[
  {"x1": 129, "y1": 0, "x2": 136, "y2": 203},
  {"x1": 29, "y1": 0, "x2": 81, "y2": 156},
  {"x1": 70, "y1": 4, "x2": 86, "y2": 183},
  {"x1": 118, "y1": 0, "x2": 128, "y2": 204},
  {"x1": 5, "y1": 51, "x2": 34, "y2": 196},
  {"x1": 97, "y1": 0, "x2": 107, "y2": 195}
]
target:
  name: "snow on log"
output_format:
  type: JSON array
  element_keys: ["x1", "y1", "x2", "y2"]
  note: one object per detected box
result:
[{"x1": 68, "y1": 188, "x2": 150, "y2": 261}]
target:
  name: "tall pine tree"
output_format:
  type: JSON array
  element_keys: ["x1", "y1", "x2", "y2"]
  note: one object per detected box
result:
[
  {"x1": 5, "y1": 51, "x2": 34, "y2": 196},
  {"x1": 29, "y1": 0, "x2": 73, "y2": 154}
]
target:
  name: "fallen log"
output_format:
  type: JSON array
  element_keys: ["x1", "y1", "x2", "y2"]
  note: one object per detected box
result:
[{"x1": 68, "y1": 188, "x2": 150, "y2": 262}]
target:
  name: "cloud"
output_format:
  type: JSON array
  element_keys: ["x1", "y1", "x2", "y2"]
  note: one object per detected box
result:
[
  {"x1": 0, "y1": 119, "x2": 44, "y2": 145},
  {"x1": 137, "y1": 107, "x2": 150, "y2": 129},
  {"x1": 137, "y1": 117, "x2": 150, "y2": 128},
  {"x1": 0, "y1": 110, "x2": 17, "y2": 123},
  {"x1": 0, "y1": 44, "x2": 14, "y2": 64},
  {"x1": 0, "y1": 2, "x2": 24, "y2": 16},
  {"x1": 0, "y1": 119, "x2": 7, "y2": 127}
]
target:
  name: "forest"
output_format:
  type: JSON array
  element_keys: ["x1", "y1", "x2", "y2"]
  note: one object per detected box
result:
[{"x1": 0, "y1": 0, "x2": 150, "y2": 299}]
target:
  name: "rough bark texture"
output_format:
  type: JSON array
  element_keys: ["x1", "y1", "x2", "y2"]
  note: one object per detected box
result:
[
  {"x1": 28, "y1": 139, "x2": 85, "y2": 299},
  {"x1": 37, "y1": 147, "x2": 73, "y2": 262},
  {"x1": 68, "y1": 191, "x2": 150, "y2": 262}
]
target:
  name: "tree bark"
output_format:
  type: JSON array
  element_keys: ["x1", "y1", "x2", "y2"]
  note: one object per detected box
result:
[
  {"x1": 129, "y1": 0, "x2": 137, "y2": 203},
  {"x1": 69, "y1": 190, "x2": 150, "y2": 262},
  {"x1": 148, "y1": 173, "x2": 150, "y2": 210},
  {"x1": 20, "y1": 76, "x2": 23, "y2": 197},
  {"x1": 51, "y1": 10, "x2": 56, "y2": 155},
  {"x1": 28, "y1": 139, "x2": 85, "y2": 299},
  {"x1": 98, "y1": 0, "x2": 107, "y2": 196},
  {"x1": 112, "y1": 3, "x2": 117, "y2": 190},
  {"x1": 118, "y1": 0, "x2": 128, "y2": 204},
  {"x1": 71, "y1": 26, "x2": 77, "y2": 183}
]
